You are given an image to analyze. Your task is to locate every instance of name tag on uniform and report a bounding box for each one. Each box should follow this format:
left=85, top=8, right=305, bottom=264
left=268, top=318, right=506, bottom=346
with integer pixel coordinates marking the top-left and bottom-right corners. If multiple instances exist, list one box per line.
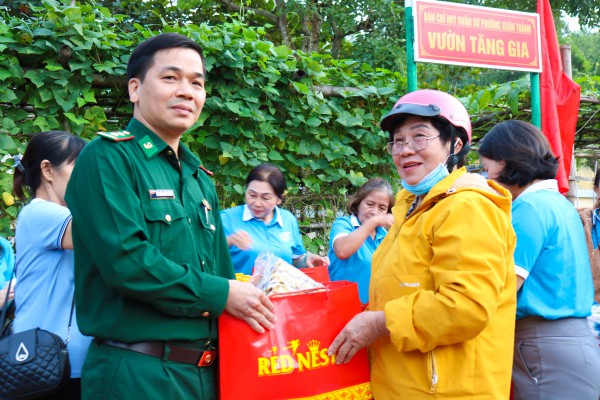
left=149, top=189, right=175, bottom=199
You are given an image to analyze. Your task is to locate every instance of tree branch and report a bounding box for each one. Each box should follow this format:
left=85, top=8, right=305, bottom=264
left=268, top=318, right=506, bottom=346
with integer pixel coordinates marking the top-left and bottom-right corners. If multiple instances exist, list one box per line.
left=218, top=0, right=295, bottom=49
left=217, top=0, right=277, bottom=23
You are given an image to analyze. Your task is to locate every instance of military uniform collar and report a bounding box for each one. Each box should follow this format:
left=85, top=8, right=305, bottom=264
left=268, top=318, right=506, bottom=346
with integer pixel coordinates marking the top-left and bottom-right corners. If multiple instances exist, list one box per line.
left=126, top=118, right=201, bottom=171
left=128, top=118, right=169, bottom=160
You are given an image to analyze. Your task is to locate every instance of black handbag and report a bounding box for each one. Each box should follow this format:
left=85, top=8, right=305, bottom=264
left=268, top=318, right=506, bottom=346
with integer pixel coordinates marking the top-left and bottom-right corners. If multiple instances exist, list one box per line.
left=0, top=271, right=74, bottom=400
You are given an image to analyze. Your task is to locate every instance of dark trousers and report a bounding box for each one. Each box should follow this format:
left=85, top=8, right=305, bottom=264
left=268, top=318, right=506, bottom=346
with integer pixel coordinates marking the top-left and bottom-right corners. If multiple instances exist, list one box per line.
left=43, top=379, right=81, bottom=400
left=82, top=340, right=216, bottom=400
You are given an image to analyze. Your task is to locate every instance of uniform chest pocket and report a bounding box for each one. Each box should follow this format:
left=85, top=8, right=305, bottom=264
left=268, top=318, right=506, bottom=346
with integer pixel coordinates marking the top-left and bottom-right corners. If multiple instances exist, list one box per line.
left=197, top=205, right=217, bottom=233
left=140, top=199, right=192, bottom=262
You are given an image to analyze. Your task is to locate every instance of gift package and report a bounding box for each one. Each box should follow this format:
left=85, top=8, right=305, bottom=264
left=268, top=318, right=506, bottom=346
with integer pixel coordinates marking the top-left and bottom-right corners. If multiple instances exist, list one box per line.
left=220, top=252, right=372, bottom=399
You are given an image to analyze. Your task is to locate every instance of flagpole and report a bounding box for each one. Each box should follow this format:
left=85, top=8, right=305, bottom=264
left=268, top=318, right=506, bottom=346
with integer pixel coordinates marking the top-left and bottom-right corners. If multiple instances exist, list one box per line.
left=530, top=73, right=541, bottom=128
left=406, top=0, right=417, bottom=92
left=561, top=44, right=579, bottom=204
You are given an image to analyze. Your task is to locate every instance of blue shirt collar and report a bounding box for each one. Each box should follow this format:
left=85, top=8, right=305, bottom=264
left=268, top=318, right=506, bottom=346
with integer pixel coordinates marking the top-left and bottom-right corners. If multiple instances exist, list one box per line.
left=243, top=204, right=283, bottom=226
left=350, top=214, right=388, bottom=234
left=519, top=179, right=559, bottom=196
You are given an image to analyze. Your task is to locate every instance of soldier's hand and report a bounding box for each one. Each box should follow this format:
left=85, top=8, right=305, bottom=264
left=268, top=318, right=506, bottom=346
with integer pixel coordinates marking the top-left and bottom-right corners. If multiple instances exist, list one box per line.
left=225, top=280, right=276, bottom=333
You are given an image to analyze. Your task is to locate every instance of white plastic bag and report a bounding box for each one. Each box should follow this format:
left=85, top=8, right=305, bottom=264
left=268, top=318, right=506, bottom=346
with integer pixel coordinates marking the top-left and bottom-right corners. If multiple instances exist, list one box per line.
left=252, top=251, right=323, bottom=296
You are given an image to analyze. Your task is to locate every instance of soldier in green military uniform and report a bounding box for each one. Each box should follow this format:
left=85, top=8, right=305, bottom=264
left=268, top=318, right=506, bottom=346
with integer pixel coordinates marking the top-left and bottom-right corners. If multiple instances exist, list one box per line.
left=65, top=33, right=276, bottom=400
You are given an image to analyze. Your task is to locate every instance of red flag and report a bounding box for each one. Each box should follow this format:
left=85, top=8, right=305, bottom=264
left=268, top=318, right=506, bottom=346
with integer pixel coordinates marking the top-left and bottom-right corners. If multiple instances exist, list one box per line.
left=537, top=0, right=580, bottom=194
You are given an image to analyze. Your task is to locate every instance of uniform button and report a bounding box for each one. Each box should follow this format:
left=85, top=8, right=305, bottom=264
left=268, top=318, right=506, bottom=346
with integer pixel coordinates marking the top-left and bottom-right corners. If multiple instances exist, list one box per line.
left=165, top=214, right=172, bottom=222
left=167, top=150, right=174, bottom=156
left=202, top=311, right=210, bottom=317
left=188, top=218, right=192, bottom=223
left=210, top=224, right=215, bottom=230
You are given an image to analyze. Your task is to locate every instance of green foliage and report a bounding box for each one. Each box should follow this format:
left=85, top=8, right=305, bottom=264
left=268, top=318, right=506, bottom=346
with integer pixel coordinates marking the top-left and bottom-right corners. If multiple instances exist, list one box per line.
left=0, top=1, right=404, bottom=246
left=2, top=0, right=598, bottom=250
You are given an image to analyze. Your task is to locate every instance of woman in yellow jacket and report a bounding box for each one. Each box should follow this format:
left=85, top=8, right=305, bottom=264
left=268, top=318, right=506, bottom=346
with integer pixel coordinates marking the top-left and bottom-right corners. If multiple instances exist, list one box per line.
left=329, top=90, right=516, bottom=399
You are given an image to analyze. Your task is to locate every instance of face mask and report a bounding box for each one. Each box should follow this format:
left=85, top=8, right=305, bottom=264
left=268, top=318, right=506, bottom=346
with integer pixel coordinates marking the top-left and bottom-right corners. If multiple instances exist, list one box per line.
left=402, top=162, right=449, bottom=195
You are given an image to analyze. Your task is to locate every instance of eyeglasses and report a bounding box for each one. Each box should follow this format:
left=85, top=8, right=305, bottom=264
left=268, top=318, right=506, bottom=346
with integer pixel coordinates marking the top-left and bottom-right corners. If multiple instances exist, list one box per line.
left=386, top=135, right=440, bottom=155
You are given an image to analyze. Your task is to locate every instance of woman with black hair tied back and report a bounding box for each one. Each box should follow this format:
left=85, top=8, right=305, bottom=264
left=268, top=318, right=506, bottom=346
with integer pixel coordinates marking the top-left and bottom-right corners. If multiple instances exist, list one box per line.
left=12, top=130, right=91, bottom=400
left=479, top=120, right=600, bottom=400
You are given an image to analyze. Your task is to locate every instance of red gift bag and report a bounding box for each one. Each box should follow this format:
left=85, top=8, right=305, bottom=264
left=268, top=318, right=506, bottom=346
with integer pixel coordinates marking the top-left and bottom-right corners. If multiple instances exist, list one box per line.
left=218, top=281, right=372, bottom=400
left=301, top=266, right=330, bottom=284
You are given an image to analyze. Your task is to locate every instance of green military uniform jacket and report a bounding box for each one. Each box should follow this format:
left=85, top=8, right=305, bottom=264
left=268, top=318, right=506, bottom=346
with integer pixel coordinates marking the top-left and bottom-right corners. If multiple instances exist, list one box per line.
left=65, top=118, right=233, bottom=343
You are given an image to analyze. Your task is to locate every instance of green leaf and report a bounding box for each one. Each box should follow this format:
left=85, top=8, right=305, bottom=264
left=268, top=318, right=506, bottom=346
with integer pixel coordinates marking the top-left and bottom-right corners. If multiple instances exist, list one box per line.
left=336, top=113, right=364, bottom=127
left=32, top=28, right=54, bottom=37
left=507, top=88, right=520, bottom=114
left=225, top=102, right=240, bottom=114
left=256, top=42, right=271, bottom=53
left=44, top=59, right=64, bottom=72
left=292, top=82, right=308, bottom=95
left=39, top=88, right=54, bottom=103
left=24, top=70, right=45, bottom=88
left=272, top=45, right=291, bottom=59
left=69, top=60, right=93, bottom=72
left=268, top=150, right=284, bottom=161
left=306, top=117, right=322, bottom=127
left=32, top=116, right=50, bottom=131
left=64, top=113, right=87, bottom=125
left=243, top=29, right=257, bottom=41
left=477, top=90, right=493, bottom=110
left=0, top=134, right=17, bottom=150
left=233, top=184, right=244, bottom=195
left=83, top=91, right=96, bottom=103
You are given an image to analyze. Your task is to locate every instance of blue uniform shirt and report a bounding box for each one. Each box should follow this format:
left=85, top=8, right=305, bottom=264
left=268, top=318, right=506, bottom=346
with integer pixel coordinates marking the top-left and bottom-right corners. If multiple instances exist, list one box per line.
left=220, top=204, right=306, bottom=274
left=0, top=236, right=14, bottom=287
left=14, top=199, right=92, bottom=378
left=592, top=208, right=600, bottom=249
left=328, top=215, right=387, bottom=304
left=512, top=180, right=594, bottom=320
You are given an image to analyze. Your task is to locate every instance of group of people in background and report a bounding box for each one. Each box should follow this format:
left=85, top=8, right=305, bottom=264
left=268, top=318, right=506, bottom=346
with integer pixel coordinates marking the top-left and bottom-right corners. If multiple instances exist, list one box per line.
left=1, top=31, right=600, bottom=400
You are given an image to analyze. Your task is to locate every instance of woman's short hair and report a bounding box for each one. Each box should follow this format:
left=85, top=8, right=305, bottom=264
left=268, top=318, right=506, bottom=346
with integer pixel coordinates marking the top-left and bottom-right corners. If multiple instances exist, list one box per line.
left=246, top=163, right=287, bottom=200
left=478, top=120, right=558, bottom=187
left=12, top=131, right=86, bottom=201
left=347, top=178, right=395, bottom=215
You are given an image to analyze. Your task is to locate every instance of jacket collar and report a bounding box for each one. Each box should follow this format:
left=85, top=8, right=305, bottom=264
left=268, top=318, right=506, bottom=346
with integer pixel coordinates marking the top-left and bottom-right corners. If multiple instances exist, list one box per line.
left=395, top=167, right=513, bottom=220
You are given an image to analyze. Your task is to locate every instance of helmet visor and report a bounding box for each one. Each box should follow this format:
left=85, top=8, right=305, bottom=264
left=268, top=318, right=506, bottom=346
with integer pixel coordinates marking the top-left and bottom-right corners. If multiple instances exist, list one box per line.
left=380, top=103, right=441, bottom=132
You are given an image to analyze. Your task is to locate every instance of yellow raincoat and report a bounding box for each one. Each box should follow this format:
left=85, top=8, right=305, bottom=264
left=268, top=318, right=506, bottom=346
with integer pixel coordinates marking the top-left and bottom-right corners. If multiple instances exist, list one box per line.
left=369, top=168, right=516, bottom=399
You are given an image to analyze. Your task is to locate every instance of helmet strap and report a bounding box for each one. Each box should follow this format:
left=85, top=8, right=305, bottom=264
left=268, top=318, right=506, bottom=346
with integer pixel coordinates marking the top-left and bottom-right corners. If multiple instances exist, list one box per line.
left=446, top=126, right=472, bottom=172
left=446, top=126, right=459, bottom=172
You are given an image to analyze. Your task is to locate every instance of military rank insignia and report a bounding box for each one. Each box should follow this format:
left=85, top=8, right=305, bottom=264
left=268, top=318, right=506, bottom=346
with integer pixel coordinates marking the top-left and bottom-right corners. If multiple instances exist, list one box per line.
left=97, top=131, right=135, bottom=142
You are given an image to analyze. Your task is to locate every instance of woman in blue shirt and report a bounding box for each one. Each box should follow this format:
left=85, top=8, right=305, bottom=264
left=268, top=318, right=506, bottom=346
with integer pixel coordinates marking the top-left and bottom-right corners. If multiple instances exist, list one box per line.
left=12, top=131, right=91, bottom=400
left=0, top=237, right=15, bottom=310
left=328, top=178, right=394, bottom=304
left=577, top=168, right=600, bottom=303
left=479, top=120, right=600, bottom=400
left=221, top=163, right=329, bottom=275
